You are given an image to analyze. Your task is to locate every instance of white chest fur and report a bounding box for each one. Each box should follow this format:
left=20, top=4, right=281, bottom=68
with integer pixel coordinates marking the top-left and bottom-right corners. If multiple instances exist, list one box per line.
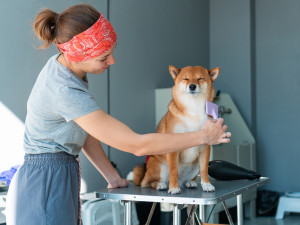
left=172, top=94, right=208, bottom=164
left=180, top=145, right=206, bottom=164
left=173, top=94, right=207, bottom=133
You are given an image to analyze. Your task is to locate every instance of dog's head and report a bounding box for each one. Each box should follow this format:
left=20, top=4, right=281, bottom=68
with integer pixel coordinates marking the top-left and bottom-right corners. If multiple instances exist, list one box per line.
left=169, top=65, right=220, bottom=101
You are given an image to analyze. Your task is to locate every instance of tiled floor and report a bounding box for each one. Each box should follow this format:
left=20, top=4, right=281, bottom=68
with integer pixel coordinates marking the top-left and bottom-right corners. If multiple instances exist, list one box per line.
left=244, top=214, right=300, bottom=225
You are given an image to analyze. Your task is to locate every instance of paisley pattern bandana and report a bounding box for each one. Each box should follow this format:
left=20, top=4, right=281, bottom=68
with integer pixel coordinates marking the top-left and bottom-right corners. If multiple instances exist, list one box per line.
left=56, top=13, right=116, bottom=62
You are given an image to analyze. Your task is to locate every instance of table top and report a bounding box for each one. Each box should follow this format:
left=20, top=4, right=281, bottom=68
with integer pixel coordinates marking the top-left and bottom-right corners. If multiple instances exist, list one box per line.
left=95, top=177, right=269, bottom=205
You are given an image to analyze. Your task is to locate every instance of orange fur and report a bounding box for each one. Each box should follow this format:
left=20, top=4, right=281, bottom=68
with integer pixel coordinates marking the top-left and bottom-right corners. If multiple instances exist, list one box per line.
left=133, top=65, right=220, bottom=194
left=133, top=163, right=146, bottom=186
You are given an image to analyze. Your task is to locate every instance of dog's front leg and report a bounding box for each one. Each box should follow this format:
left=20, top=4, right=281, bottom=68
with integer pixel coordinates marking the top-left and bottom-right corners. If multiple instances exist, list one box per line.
left=167, top=152, right=181, bottom=194
left=199, top=145, right=215, bottom=192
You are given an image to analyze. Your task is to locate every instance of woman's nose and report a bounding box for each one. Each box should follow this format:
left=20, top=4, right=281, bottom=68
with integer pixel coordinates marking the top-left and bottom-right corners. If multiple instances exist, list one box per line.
left=107, top=54, right=116, bottom=65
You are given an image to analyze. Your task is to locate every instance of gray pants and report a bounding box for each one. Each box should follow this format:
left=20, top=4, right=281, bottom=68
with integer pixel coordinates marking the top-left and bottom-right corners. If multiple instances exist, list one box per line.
left=6, top=152, right=80, bottom=225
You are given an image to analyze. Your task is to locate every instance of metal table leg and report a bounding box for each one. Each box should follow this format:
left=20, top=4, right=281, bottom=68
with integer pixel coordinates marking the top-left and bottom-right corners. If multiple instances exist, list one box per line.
left=237, top=194, right=243, bottom=225
left=185, top=205, right=198, bottom=225
left=124, top=201, right=132, bottom=225
left=145, top=202, right=157, bottom=225
left=173, top=204, right=184, bottom=225
left=199, top=204, right=205, bottom=222
left=222, top=201, right=234, bottom=225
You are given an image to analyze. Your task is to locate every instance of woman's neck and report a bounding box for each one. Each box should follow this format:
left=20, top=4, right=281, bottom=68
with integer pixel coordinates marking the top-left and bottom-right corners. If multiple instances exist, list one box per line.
left=57, top=54, right=86, bottom=80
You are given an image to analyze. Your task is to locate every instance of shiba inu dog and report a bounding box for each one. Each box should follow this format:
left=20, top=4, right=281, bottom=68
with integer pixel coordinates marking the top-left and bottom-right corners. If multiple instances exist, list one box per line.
left=133, top=65, right=220, bottom=194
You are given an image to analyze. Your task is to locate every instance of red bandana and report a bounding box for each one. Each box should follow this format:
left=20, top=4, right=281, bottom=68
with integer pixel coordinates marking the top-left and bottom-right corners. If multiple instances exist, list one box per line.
left=56, top=13, right=116, bottom=62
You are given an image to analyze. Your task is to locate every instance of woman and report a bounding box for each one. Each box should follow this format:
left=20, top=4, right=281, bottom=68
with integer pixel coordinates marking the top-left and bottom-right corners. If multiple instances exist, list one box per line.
left=6, top=4, right=231, bottom=225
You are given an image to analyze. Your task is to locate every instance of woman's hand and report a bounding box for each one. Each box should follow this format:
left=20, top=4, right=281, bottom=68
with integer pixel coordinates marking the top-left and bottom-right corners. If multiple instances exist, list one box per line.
left=201, top=118, right=231, bottom=145
left=107, top=177, right=129, bottom=189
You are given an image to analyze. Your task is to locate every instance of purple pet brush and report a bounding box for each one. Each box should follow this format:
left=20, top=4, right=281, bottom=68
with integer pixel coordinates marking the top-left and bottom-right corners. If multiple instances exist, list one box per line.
left=206, top=101, right=218, bottom=119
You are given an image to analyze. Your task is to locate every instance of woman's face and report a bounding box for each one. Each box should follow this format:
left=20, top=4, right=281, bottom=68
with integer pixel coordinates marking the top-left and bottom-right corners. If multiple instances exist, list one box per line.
left=72, top=44, right=116, bottom=75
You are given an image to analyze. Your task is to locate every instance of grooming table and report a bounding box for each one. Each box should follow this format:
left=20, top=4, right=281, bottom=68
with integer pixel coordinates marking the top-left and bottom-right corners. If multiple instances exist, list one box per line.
left=95, top=177, right=269, bottom=225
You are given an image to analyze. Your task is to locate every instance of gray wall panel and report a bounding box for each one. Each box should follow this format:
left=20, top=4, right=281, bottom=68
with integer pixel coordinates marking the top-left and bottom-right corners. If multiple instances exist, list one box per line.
left=108, top=0, right=209, bottom=178
left=0, top=0, right=110, bottom=192
left=256, top=0, right=300, bottom=192
left=0, top=0, right=210, bottom=191
left=209, top=0, right=252, bottom=128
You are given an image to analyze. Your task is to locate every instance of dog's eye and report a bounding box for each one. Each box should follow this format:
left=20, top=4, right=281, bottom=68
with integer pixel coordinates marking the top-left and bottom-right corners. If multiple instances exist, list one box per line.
left=183, top=78, right=189, bottom=81
left=198, top=78, right=204, bottom=81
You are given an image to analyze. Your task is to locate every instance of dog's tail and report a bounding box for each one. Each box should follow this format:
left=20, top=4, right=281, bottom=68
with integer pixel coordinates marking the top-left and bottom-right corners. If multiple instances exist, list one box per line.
left=133, top=163, right=146, bottom=186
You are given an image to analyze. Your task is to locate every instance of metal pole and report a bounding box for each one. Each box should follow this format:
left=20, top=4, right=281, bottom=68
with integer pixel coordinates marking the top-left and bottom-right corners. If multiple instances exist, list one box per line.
left=145, top=202, right=157, bottom=225
left=222, top=201, right=234, bottom=225
left=124, top=201, right=132, bottom=225
left=237, top=194, right=244, bottom=225
left=199, top=204, right=205, bottom=223
left=194, top=213, right=203, bottom=225
left=173, top=204, right=181, bottom=225
left=184, top=205, right=198, bottom=225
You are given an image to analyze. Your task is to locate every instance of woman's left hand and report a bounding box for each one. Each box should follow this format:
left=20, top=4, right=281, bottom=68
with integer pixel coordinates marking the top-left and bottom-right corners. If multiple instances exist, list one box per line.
left=107, top=178, right=128, bottom=188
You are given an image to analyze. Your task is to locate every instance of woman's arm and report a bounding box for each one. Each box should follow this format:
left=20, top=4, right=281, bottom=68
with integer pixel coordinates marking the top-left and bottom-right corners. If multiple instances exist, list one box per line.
left=74, top=109, right=230, bottom=156
left=82, top=134, right=128, bottom=188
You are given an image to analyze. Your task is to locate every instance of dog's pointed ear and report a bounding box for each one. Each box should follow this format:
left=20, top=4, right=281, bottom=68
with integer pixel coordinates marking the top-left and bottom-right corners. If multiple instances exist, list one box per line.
left=208, top=67, right=220, bottom=82
left=169, top=65, right=180, bottom=81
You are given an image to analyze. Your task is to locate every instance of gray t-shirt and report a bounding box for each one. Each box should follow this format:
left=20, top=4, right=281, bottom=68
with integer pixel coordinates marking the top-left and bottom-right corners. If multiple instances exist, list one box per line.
left=24, top=54, right=100, bottom=155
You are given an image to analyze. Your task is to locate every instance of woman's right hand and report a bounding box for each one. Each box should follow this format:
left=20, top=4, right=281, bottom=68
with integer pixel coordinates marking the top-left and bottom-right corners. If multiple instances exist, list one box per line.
left=107, top=177, right=129, bottom=189
left=201, top=118, right=231, bottom=145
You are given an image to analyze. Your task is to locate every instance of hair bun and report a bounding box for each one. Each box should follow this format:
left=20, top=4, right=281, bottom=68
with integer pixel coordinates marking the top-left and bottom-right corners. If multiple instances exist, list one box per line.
left=33, top=4, right=100, bottom=50
left=33, top=9, right=58, bottom=49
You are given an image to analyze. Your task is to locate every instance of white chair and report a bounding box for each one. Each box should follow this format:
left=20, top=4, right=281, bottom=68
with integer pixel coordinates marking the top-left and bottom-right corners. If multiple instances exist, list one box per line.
left=276, top=192, right=300, bottom=219
left=81, top=199, right=139, bottom=225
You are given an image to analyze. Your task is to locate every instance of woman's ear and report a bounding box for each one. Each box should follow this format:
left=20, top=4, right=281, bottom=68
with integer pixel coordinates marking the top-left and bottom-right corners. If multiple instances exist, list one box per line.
left=169, top=65, right=180, bottom=81
left=208, top=67, right=220, bottom=82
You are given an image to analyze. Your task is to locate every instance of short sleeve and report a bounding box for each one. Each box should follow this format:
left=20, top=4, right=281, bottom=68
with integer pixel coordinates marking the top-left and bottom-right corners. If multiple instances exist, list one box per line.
left=56, top=85, right=101, bottom=122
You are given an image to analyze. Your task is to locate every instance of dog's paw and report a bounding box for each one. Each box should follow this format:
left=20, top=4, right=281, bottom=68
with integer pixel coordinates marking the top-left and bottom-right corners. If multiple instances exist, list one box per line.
left=184, top=180, right=197, bottom=189
left=201, top=181, right=215, bottom=192
left=156, top=182, right=167, bottom=191
left=168, top=187, right=181, bottom=194
left=126, top=171, right=134, bottom=181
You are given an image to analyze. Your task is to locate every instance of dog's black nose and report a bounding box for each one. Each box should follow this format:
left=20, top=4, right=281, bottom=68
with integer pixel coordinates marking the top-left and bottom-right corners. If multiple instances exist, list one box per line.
left=189, top=84, right=196, bottom=91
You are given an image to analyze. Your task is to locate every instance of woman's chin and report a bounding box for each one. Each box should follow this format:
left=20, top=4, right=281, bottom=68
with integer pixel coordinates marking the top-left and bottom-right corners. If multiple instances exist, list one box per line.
left=90, top=69, right=106, bottom=74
